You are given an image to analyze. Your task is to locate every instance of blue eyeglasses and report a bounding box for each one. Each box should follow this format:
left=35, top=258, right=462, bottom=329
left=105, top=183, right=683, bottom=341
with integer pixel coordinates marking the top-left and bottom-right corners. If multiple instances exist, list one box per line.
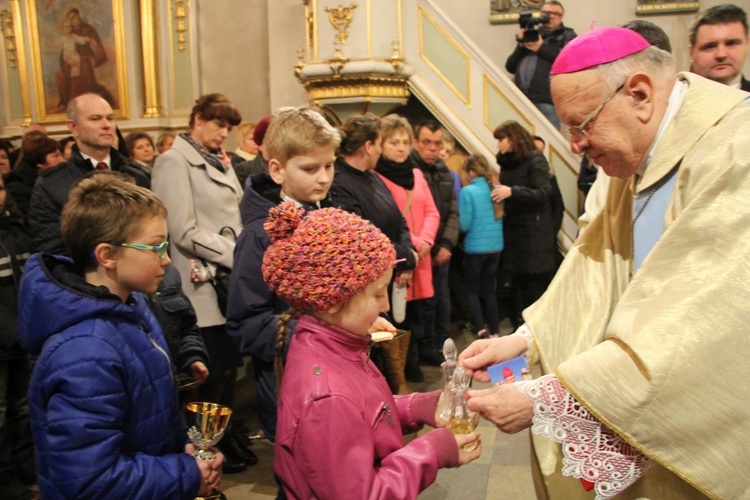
left=112, top=241, right=170, bottom=259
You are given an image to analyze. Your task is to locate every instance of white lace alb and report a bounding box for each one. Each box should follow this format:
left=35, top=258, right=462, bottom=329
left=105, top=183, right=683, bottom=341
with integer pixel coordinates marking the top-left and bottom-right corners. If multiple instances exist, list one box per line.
left=515, top=374, right=652, bottom=499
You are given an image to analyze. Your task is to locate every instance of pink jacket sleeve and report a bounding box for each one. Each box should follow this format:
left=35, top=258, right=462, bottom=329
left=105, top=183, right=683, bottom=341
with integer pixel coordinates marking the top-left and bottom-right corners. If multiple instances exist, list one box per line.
left=292, top=394, right=458, bottom=499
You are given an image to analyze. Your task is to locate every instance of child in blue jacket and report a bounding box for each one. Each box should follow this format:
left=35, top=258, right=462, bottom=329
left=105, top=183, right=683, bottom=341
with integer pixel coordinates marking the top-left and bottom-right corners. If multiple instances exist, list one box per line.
left=19, top=174, right=222, bottom=498
left=459, top=155, right=504, bottom=338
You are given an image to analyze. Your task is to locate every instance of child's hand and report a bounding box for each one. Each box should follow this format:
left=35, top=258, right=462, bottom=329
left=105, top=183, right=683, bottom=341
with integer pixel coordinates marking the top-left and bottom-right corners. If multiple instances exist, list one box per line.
left=190, top=361, right=209, bottom=382
left=186, top=444, right=223, bottom=495
left=453, top=431, right=482, bottom=466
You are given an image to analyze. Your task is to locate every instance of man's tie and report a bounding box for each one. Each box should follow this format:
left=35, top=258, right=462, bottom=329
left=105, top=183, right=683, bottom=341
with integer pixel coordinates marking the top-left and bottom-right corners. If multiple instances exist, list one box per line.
left=96, top=162, right=108, bottom=170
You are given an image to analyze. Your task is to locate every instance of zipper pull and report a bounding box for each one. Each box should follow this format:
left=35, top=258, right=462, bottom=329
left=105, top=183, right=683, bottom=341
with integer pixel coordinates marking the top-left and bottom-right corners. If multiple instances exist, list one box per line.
left=383, top=404, right=393, bottom=427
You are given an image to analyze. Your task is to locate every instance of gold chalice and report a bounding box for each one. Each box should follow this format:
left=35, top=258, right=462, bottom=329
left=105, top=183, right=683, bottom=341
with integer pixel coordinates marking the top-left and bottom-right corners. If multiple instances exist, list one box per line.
left=185, top=402, right=232, bottom=461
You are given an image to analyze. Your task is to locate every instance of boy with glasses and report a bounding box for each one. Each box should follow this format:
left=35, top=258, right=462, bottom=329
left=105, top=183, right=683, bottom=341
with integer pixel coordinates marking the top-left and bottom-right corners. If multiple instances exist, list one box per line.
left=19, top=174, right=222, bottom=498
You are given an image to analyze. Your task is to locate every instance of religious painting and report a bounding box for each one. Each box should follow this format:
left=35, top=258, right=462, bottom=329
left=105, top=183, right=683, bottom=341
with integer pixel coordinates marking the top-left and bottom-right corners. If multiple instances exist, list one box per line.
left=635, top=0, right=699, bottom=15
left=27, top=0, right=128, bottom=122
left=490, top=0, right=545, bottom=25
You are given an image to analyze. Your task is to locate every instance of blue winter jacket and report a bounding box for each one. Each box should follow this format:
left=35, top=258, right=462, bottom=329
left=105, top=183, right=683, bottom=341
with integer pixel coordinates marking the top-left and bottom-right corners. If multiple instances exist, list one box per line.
left=459, top=178, right=504, bottom=254
left=18, top=254, right=200, bottom=499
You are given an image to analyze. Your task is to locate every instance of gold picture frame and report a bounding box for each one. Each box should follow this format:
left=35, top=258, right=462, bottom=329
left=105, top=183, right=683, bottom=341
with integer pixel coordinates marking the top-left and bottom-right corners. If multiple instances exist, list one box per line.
left=635, top=1, right=699, bottom=15
left=27, top=0, right=128, bottom=122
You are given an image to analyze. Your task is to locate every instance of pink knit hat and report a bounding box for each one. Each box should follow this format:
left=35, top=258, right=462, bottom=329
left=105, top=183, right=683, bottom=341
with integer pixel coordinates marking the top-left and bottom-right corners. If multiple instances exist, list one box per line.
left=262, top=202, right=396, bottom=312
left=551, top=27, right=650, bottom=75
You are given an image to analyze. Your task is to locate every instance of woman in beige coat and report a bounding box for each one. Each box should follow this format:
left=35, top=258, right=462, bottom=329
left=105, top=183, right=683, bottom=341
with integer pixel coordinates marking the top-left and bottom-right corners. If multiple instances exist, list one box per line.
left=151, top=94, right=251, bottom=471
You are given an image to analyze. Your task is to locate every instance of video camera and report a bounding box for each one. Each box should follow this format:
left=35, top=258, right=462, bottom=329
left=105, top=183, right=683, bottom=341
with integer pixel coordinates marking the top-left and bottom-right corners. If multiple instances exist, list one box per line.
left=516, top=11, right=550, bottom=43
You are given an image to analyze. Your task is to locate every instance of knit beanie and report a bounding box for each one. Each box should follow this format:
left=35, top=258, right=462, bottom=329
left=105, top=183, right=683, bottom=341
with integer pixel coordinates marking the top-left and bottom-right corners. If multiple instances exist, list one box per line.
left=262, top=201, right=396, bottom=312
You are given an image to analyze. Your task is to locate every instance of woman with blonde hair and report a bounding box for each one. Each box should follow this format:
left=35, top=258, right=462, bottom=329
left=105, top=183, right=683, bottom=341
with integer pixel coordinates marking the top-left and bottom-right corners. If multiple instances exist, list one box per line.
left=375, top=114, right=439, bottom=383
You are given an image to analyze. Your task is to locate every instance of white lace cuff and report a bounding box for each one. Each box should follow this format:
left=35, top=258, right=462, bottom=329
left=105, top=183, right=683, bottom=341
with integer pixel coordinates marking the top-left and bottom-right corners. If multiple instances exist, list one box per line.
left=510, top=324, right=533, bottom=362
left=515, top=374, right=652, bottom=499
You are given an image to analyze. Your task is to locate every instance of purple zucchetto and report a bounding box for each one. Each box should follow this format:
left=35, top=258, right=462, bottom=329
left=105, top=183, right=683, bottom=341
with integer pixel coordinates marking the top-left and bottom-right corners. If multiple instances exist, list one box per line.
left=551, top=26, right=651, bottom=75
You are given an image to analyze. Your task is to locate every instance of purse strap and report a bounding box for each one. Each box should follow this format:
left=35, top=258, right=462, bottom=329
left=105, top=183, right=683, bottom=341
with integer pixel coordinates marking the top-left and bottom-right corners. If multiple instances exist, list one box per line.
left=218, top=225, right=238, bottom=242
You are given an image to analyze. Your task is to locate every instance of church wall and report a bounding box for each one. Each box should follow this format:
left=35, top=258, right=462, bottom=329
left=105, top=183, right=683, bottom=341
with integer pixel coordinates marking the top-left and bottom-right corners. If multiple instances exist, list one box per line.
left=195, top=0, right=272, bottom=130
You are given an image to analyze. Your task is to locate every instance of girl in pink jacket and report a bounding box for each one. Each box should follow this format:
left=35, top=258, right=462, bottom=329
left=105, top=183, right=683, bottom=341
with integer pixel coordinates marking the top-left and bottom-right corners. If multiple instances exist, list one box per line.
left=262, top=202, right=481, bottom=499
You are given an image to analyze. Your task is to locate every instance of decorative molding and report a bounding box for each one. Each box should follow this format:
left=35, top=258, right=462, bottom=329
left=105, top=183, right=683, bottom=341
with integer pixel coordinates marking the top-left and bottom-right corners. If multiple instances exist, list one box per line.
left=5, top=0, right=31, bottom=125
left=418, top=7, right=470, bottom=106
left=324, top=3, right=357, bottom=45
left=300, top=73, right=410, bottom=101
left=174, top=0, right=187, bottom=51
left=635, top=1, right=699, bottom=15
left=0, top=9, right=17, bottom=69
left=482, top=74, right=534, bottom=135
left=140, top=0, right=163, bottom=117
left=312, top=0, right=319, bottom=60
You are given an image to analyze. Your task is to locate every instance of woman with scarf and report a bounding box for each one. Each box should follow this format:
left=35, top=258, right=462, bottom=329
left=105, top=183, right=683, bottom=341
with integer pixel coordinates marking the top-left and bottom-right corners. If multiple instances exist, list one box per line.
left=490, top=120, right=554, bottom=329
left=151, top=94, right=253, bottom=473
left=375, top=114, right=439, bottom=385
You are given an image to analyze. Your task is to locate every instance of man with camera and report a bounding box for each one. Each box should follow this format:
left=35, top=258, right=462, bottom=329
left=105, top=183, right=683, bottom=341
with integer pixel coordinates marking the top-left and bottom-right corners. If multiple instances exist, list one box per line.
left=505, top=1, right=576, bottom=129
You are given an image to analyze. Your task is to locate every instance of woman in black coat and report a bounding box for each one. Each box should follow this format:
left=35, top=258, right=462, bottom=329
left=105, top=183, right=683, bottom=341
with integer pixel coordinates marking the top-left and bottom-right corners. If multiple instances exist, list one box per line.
left=491, top=121, right=556, bottom=329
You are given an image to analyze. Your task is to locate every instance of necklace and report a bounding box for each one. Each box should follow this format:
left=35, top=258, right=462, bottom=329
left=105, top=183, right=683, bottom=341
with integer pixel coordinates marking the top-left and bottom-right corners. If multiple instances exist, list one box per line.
left=632, top=185, right=658, bottom=226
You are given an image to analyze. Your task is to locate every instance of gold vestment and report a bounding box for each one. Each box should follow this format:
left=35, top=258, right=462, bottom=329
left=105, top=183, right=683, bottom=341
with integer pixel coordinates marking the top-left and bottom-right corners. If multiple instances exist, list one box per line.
left=525, top=73, right=750, bottom=499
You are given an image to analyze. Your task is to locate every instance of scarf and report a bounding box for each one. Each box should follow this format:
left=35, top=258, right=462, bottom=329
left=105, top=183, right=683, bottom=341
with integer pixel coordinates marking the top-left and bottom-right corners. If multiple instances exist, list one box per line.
left=375, top=156, right=415, bottom=190
left=496, top=151, right=524, bottom=170
left=180, top=132, right=229, bottom=173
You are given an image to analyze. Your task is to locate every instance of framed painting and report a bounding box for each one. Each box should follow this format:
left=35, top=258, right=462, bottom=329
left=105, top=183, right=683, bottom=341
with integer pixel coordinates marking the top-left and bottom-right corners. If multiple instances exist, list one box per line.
left=490, top=0, right=546, bottom=25
left=27, top=0, right=128, bottom=122
left=636, top=1, right=699, bottom=15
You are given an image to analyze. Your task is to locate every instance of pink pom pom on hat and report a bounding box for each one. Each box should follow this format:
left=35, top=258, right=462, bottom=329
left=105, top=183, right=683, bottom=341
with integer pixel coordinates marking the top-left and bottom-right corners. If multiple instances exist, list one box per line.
left=551, top=26, right=650, bottom=75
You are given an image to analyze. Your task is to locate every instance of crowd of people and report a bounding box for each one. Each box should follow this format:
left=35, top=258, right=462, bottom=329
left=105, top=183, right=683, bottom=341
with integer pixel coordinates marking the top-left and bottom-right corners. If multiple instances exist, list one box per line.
left=0, top=2, right=748, bottom=499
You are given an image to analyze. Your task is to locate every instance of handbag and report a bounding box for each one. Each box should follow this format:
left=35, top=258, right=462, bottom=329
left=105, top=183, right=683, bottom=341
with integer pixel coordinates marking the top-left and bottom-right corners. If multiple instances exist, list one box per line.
left=206, top=226, right=237, bottom=316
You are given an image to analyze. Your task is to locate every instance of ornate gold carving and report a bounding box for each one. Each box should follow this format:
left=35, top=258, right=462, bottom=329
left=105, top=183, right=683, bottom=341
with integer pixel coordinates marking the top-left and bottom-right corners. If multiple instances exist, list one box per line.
left=306, top=11, right=314, bottom=51
left=328, top=47, right=349, bottom=75
left=324, top=3, right=357, bottom=45
left=387, top=40, right=405, bottom=75
left=174, top=0, right=187, bottom=51
left=295, top=47, right=305, bottom=78
left=301, top=73, right=410, bottom=101
left=0, top=9, right=17, bottom=69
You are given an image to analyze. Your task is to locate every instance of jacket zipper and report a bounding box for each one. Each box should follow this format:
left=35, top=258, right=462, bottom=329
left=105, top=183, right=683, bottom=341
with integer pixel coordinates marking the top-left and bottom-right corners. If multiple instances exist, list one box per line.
left=146, top=330, right=174, bottom=385
left=372, top=403, right=394, bottom=429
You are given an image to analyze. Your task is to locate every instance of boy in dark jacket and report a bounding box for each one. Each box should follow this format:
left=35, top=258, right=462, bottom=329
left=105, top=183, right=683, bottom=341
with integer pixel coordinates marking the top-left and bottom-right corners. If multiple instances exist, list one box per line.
left=226, top=107, right=341, bottom=444
left=18, top=175, right=222, bottom=498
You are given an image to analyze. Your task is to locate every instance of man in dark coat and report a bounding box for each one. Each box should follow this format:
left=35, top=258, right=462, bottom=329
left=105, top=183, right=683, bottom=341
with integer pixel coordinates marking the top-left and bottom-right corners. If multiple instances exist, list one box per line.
left=27, top=93, right=148, bottom=255
left=410, top=120, right=459, bottom=366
